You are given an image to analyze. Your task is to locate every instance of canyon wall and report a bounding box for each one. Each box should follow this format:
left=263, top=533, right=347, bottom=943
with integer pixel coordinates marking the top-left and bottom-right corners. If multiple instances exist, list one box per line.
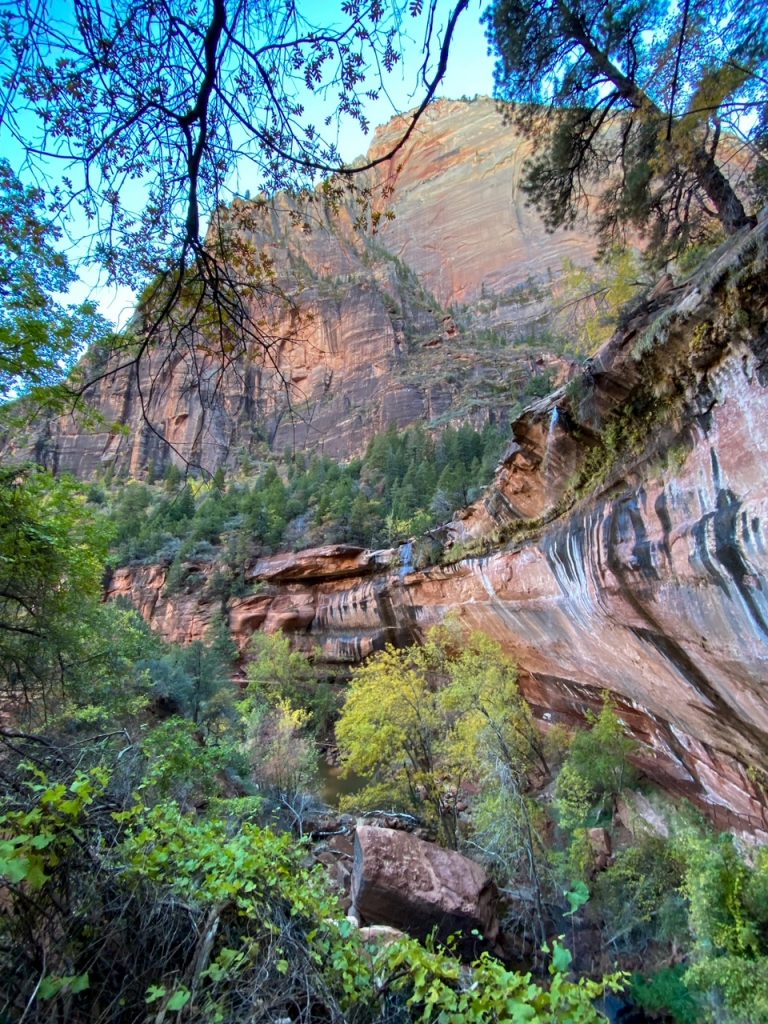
left=21, top=99, right=592, bottom=478
left=108, top=219, right=768, bottom=835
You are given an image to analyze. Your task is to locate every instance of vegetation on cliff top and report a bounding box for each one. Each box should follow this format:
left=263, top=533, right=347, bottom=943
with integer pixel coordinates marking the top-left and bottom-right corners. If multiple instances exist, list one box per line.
left=97, top=419, right=513, bottom=579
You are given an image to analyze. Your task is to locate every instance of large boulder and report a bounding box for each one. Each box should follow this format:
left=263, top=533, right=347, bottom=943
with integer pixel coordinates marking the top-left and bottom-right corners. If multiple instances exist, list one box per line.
left=351, top=826, right=499, bottom=945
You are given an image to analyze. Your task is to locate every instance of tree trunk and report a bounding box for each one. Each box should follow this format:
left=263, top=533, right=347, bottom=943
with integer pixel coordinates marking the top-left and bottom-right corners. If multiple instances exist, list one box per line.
left=692, top=148, right=756, bottom=235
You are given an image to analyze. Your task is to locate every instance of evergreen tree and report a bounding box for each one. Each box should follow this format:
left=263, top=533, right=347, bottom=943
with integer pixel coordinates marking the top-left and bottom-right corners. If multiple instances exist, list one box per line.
left=486, top=0, right=767, bottom=255
left=163, top=463, right=184, bottom=491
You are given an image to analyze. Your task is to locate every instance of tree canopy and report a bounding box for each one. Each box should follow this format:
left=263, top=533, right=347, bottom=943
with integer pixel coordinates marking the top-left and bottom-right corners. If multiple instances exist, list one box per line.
left=0, top=162, right=109, bottom=405
left=336, top=624, right=542, bottom=847
left=485, top=0, right=768, bottom=256
left=0, top=1, right=469, bottom=391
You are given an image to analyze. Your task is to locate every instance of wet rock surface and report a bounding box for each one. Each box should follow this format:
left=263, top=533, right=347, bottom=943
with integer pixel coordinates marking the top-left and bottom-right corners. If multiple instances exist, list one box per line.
left=107, top=221, right=768, bottom=835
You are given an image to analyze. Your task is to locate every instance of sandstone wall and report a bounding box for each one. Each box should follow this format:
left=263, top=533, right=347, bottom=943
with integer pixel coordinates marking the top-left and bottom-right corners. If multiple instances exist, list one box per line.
left=108, top=220, right=768, bottom=834
left=18, top=98, right=595, bottom=477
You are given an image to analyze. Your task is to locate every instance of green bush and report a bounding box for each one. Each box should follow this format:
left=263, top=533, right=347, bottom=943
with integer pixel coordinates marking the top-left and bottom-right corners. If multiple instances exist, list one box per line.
left=676, top=828, right=768, bottom=1022
left=554, top=699, right=637, bottom=831
left=630, top=965, right=700, bottom=1024
left=592, top=835, right=688, bottom=951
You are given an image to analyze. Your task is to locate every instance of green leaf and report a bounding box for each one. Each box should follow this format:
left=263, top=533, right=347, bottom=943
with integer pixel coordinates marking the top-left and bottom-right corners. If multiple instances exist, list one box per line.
left=24, top=856, right=49, bottom=890
left=167, top=988, right=191, bottom=1011
left=551, top=941, right=573, bottom=974
left=38, top=976, right=63, bottom=1000
left=0, top=852, right=30, bottom=883
left=29, top=832, right=56, bottom=849
left=145, top=984, right=167, bottom=1004
left=564, top=880, right=590, bottom=916
left=59, top=799, right=82, bottom=816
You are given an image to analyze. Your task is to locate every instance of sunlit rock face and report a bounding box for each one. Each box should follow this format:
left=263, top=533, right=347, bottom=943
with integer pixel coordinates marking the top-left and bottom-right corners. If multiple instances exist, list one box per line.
left=368, top=98, right=596, bottom=307
left=109, top=221, right=768, bottom=834
left=17, top=98, right=592, bottom=477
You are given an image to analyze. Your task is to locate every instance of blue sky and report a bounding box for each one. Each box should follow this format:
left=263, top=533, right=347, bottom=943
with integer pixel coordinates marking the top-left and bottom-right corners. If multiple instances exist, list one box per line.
left=311, top=0, right=496, bottom=164
left=103, top=0, right=495, bottom=325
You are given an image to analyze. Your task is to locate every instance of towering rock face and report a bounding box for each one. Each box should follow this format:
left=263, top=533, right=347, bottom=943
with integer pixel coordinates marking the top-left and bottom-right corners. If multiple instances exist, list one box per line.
left=368, top=99, right=593, bottom=307
left=23, top=98, right=593, bottom=478
left=109, top=220, right=768, bottom=835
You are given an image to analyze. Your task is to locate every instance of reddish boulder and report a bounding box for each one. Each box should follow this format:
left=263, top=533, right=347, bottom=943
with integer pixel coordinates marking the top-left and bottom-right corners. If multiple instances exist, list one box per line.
left=587, top=827, right=612, bottom=871
left=351, top=826, right=499, bottom=945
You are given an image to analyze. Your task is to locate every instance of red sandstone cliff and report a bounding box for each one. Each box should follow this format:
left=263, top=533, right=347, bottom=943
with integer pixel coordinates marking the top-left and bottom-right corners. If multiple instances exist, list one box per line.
left=22, top=98, right=592, bottom=478
left=107, top=217, right=768, bottom=835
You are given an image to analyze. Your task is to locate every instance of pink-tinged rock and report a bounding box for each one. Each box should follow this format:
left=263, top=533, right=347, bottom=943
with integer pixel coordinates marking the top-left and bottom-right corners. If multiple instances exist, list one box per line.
left=587, top=828, right=612, bottom=870
left=247, top=545, right=383, bottom=583
left=8, top=99, right=594, bottom=475
left=615, top=792, right=670, bottom=839
left=103, top=220, right=768, bottom=836
left=351, top=826, right=499, bottom=944
left=369, top=98, right=597, bottom=308
left=228, top=594, right=272, bottom=645
left=357, top=924, right=406, bottom=948
left=262, top=592, right=315, bottom=633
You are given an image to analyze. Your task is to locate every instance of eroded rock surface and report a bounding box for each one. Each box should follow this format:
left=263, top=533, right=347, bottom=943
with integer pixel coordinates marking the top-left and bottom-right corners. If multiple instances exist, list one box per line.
left=109, top=220, right=768, bottom=835
left=351, top=826, right=499, bottom=945
left=13, top=98, right=591, bottom=476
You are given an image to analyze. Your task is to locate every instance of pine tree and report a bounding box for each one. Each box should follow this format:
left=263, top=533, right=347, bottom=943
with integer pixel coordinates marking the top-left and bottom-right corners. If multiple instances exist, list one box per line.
left=486, top=0, right=766, bottom=255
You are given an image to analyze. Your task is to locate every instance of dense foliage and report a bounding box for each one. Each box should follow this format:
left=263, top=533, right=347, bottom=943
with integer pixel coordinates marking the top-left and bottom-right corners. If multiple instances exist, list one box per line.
left=4, top=466, right=768, bottom=1023
left=336, top=626, right=543, bottom=848
left=0, top=471, right=626, bottom=1021
left=101, top=420, right=507, bottom=576
left=486, top=0, right=767, bottom=256
left=0, top=466, right=115, bottom=716
left=0, top=754, right=625, bottom=1022
left=2, top=14, right=768, bottom=1016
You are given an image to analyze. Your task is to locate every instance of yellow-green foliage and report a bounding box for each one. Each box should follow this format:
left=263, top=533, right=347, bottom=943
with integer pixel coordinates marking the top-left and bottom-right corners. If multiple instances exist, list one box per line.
left=379, top=936, right=625, bottom=1023
left=336, top=625, right=539, bottom=846
left=553, top=762, right=596, bottom=833
left=244, top=630, right=318, bottom=711
left=0, top=758, right=624, bottom=1023
left=437, top=626, right=541, bottom=780
left=243, top=696, right=318, bottom=807
left=559, top=248, right=644, bottom=355
left=593, top=835, right=688, bottom=949
left=675, top=830, right=768, bottom=1022
left=554, top=698, right=637, bottom=830
left=243, top=630, right=336, bottom=734
left=0, top=763, right=109, bottom=892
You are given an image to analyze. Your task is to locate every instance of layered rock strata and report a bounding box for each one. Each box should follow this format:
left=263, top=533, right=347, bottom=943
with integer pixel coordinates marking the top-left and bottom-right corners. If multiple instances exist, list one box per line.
left=109, top=219, right=768, bottom=835
left=17, top=98, right=594, bottom=476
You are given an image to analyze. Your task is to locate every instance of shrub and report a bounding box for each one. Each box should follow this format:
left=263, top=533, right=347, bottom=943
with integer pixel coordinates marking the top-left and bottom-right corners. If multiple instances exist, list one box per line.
left=554, top=698, right=637, bottom=830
